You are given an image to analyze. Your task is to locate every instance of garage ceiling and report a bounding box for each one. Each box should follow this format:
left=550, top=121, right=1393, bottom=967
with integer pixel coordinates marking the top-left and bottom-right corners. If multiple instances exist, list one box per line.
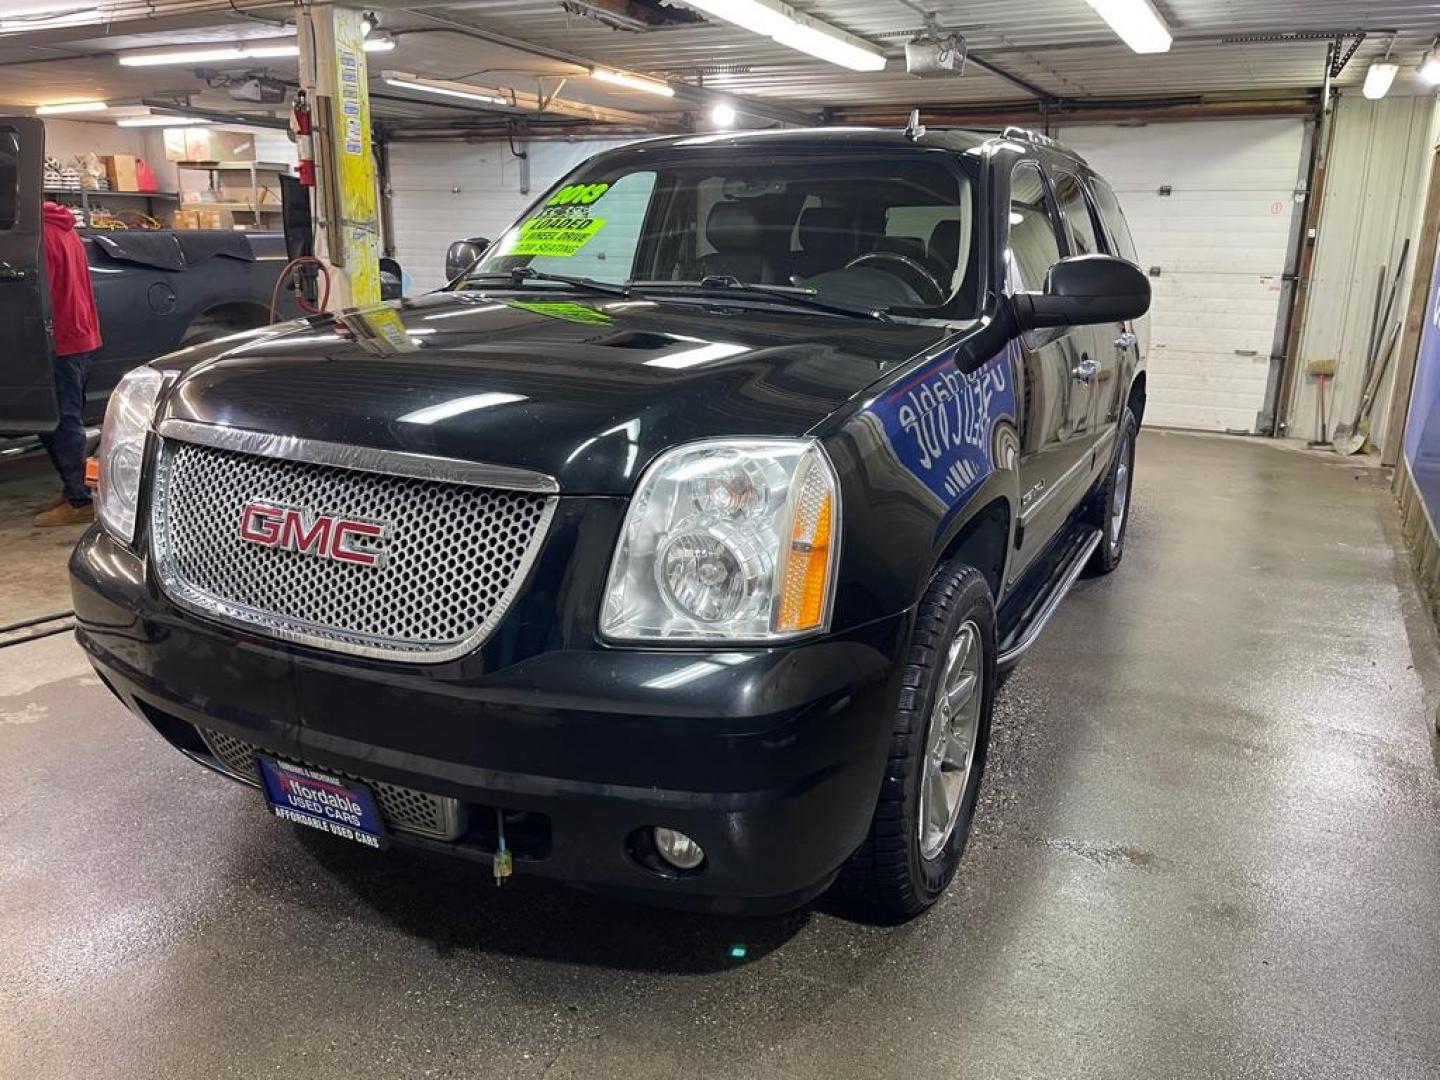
left=1, top=1, right=1438, bottom=128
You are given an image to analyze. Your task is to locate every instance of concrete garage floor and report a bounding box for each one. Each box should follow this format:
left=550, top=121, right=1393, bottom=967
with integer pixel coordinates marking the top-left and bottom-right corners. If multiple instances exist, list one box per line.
left=2, top=430, right=1439, bottom=1080
left=0, top=452, right=92, bottom=625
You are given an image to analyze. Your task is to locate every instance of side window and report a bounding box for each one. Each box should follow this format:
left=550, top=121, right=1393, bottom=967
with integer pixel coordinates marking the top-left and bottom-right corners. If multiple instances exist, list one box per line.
left=1053, top=171, right=1101, bottom=257
left=1088, top=177, right=1140, bottom=266
left=1008, top=162, right=1064, bottom=292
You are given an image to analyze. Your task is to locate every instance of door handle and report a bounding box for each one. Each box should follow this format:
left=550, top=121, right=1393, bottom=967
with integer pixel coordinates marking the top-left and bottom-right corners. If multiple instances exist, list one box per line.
left=1072, top=355, right=1099, bottom=383
left=1114, top=331, right=1137, bottom=350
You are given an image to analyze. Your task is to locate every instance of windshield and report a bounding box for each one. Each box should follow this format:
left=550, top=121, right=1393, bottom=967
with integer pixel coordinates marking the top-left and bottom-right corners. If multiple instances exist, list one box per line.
left=462, top=148, right=980, bottom=320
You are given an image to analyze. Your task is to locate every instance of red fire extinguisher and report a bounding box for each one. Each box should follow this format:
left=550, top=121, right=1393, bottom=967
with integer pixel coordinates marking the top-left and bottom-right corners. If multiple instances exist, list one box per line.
left=294, top=91, right=315, bottom=187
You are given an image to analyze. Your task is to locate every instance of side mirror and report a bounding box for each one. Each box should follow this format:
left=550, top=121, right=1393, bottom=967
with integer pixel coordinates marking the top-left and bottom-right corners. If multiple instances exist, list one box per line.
left=378, top=256, right=403, bottom=301
left=1012, top=254, right=1150, bottom=331
left=445, top=237, right=490, bottom=282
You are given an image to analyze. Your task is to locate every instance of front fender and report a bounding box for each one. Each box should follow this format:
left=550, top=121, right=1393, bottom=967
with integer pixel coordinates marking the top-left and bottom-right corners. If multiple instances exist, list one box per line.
left=824, top=339, right=1021, bottom=628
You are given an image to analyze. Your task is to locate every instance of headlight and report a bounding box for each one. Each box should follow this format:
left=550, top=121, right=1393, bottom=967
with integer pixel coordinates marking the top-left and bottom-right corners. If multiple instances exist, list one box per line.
left=601, top=439, right=840, bottom=642
left=97, top=366, right=165, bottom=544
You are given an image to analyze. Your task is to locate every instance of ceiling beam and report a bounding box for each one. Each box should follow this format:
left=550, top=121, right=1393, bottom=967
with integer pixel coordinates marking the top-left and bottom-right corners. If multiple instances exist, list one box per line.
left=141, top=99, right=290, bottom=128
left=398, top=9, right=819, bottom=127
left=829, top=91, right=1322, bottom=130
left=965, top=54, right=1059, bottom=102
left=379, top=70, right=665, bottom=127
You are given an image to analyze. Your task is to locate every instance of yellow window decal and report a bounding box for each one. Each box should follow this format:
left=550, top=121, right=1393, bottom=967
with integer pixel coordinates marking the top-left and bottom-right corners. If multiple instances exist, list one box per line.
left=512, top=214, right=608, bottom=258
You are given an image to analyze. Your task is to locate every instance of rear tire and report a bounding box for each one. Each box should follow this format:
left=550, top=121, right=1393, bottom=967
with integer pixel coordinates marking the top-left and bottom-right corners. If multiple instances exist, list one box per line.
left=1085, top=407, right=1137, bottom=575
left=835, top=562, right=996, bottom=919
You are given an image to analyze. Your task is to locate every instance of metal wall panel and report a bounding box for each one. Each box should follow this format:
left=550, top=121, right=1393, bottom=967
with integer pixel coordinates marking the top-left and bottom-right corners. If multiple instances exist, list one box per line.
left=1060, top=118, right=1307, bottom=432
left=1291, top=94, right=1440, bottom=451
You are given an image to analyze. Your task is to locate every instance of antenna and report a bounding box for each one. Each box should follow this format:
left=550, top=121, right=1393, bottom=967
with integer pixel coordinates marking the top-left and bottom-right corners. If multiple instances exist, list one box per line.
left=904, top=108, right=926, bottom=141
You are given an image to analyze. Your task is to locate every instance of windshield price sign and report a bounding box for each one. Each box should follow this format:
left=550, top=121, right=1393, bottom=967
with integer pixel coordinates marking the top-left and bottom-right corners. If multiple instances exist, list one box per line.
left=512, top=182, right=611, bottom=258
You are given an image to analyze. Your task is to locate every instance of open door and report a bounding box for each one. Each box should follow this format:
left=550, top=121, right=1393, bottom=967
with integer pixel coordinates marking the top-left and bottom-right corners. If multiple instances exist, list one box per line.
left=0, top=116, right=57, bottom=434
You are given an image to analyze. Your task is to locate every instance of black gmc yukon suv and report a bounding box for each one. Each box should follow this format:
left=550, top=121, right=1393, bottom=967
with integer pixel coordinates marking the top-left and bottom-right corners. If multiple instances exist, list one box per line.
left=69, top=127, right=1149, bottom=918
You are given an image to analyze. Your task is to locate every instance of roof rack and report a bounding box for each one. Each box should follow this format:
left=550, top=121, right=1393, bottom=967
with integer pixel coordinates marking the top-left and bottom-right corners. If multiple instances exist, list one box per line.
left=1001, top=125, right=1086, bottom=163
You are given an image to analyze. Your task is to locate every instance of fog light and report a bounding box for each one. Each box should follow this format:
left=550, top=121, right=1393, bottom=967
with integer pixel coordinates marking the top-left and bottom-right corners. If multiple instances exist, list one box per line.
left=653, top=827, right=705, bottom=870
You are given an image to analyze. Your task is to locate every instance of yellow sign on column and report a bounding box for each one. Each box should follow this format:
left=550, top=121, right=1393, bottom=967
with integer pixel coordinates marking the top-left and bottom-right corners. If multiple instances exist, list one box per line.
left=300, top=4, right=382, bottom=310
left=330, top=7, right=380, bottom=307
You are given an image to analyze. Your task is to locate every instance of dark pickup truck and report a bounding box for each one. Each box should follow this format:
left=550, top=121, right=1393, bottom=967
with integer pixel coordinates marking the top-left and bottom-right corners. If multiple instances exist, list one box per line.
left=66, top=126, right=1149, bottom=918
left=1, top=116, right=295, bottom=437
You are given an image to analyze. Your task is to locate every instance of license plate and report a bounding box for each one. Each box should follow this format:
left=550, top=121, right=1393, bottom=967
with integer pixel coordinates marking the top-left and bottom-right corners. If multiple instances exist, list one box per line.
left=256, top=756, right=387, bottom=850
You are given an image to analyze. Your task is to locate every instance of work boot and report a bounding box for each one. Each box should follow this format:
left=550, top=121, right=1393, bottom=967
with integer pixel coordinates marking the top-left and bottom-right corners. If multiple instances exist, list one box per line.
left=34, top=501, right=95, bottom=528
left=34, top=493, right=67, bottom=513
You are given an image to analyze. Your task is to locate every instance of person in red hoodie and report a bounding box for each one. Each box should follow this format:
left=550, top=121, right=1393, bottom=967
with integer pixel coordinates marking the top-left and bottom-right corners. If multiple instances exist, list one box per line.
left=35, top=200, right=103, bottom=527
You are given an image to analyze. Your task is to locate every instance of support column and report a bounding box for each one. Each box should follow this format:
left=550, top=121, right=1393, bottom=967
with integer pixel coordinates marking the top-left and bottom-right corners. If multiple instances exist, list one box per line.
left=296, top=3, right=381, bottom=311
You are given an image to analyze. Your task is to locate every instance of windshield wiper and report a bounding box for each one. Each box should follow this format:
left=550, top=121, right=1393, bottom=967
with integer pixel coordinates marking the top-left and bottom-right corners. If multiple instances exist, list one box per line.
left=627, top=277, right=892, bottom=322
left=460, top=266, right=632, bottom=297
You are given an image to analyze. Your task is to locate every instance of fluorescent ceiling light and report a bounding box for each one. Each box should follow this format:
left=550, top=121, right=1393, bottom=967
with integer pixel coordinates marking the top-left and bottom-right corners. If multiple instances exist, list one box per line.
left=1420, top=49, right=1440, bottom=86
left=683, top=0, right=885, bottom=72
left=119, top=47, right=248, bottom=66
left=685, top=0, right=793, bottom=38
left=115, top=115, right=213, bottom=127
left=35, top=100, right=108, bottom=115
left=775, top=21, right=886, bottom=71
left=1083, top=0, right=1172, bottom=54
left=398, top=393, right=528, bottom=424
left=383, top=75, right=510, bottom=107
left=590, top=68, right=676, bottom=97
left=117, top=34, right=392, bottom=66
left=1363, top=61, right=1399, bottom=99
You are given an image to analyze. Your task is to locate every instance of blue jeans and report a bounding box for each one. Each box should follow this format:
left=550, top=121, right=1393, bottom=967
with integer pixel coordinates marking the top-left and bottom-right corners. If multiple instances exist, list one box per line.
left=37, top=350, right=94, bottom=507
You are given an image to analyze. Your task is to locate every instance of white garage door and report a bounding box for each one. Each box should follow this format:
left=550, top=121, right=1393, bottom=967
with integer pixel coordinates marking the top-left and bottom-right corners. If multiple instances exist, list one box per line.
left=1059, top=119, right=1306, bottom=433
left=388, top=138, right=642, bottom=294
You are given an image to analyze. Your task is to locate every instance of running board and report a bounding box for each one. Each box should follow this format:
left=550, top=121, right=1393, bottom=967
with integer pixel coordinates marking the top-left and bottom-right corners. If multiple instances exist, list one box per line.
left=996, top=525, right=1102, bottom=670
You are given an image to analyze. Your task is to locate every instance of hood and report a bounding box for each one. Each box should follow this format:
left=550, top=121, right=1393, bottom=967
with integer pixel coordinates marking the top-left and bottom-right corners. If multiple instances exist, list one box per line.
left=155, top=291, right=955, bottom=495
left=42, top=201, right=77, bottom=231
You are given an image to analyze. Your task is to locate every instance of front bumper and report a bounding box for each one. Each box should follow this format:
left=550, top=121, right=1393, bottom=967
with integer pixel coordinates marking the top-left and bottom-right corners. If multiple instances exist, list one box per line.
left=71, top=527, right=911, bottom=913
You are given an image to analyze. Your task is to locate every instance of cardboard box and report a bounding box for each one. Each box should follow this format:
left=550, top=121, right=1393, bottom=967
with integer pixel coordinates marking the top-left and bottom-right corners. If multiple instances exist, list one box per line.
left=102, top=154, right=141, bottom=192
left=164, top=128, right=257, bottom=162
left=172, top=207, right=235, bottom=230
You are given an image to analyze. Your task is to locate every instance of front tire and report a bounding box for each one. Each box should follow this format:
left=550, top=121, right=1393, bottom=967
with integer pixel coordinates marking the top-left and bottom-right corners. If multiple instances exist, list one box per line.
left=836, top=563, right=996, bottom=919
left=1086, top=407, right=1138, bottom=575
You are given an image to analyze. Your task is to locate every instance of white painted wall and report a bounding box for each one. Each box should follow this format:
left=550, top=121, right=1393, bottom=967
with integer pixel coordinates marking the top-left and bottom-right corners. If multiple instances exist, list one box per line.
left=1059, top=118, right=1307, bottom=433
left=387, top=137, right=645, bottom=293
left=1290, top=93, right=1440, bottom=453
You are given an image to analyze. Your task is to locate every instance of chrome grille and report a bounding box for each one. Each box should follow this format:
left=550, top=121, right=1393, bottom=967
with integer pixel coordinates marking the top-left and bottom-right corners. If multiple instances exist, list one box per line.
left=198, top=728, right=466, bottom=841
left=151, top=431, right=556, bottom=662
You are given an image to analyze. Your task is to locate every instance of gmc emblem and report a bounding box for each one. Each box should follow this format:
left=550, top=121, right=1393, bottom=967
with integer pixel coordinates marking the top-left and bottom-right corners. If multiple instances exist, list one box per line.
left=238, top=501, right=388, bottom=567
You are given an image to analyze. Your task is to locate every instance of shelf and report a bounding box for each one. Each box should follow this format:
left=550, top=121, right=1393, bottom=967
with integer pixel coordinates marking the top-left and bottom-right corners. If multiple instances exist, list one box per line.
left=185, top=202, right=282, bottom=212
left=45, top=188, right=179, bottom=200
left=174, top=161, right=293, bottom=172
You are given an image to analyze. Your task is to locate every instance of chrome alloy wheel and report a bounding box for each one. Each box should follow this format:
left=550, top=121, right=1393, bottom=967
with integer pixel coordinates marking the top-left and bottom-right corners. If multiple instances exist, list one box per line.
left=1110, top=433, right=1132, bottom=548
left=917, top=619, right=984, bottom=860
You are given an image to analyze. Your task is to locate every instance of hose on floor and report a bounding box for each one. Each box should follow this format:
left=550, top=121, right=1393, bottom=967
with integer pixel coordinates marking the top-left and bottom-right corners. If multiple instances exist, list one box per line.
left=0, top=610, right=76, bottom=650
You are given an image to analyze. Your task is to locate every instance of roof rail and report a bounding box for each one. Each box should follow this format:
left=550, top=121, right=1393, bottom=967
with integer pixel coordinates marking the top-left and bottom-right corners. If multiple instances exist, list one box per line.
left=1001, top=125, right=1086, bottom=163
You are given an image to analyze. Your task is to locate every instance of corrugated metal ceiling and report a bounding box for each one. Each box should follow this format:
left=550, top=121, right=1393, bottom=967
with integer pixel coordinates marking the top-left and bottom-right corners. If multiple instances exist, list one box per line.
left=1, top=1, right=1438, bottom=118
left=427, top=1, right=1440, bottom=105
